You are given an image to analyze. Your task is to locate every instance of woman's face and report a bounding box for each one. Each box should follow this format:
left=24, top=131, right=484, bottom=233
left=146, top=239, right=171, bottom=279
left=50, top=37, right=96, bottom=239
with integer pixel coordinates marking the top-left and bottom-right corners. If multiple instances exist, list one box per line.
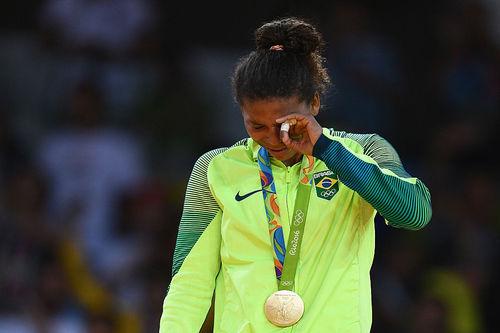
left=241, top=95, right=319, bottom=165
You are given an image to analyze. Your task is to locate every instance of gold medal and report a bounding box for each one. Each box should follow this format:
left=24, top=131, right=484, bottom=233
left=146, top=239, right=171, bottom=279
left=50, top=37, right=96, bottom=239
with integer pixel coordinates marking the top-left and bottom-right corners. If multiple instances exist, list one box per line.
left=264, top=290, right=304, bottom=327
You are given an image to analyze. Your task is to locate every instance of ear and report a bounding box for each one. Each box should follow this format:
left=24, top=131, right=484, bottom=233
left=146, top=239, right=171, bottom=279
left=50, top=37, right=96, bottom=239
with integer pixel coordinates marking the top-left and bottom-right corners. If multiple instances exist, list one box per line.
left=310, top=93, right=320, bottom=116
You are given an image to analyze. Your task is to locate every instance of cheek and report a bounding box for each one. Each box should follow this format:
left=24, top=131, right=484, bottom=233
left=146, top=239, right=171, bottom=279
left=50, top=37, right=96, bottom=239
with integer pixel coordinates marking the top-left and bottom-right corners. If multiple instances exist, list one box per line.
left=246, top=127, right=266, bottom=141
left=247, top=128, right=280, bottom=144
left=250, top=133, right=266, bottom=146
left=245, top=127, right=257, bottom=139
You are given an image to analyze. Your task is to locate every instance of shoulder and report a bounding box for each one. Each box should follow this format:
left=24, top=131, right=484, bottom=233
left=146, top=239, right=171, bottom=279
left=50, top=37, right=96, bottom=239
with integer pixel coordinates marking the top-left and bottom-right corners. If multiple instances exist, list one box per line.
left=330, top=129, right=395, bottom=154
left=329, top=129, right=410, bottom=177
left=192, top=139, right=249, bottom=175
left=330, top=129, right=381, bottom=149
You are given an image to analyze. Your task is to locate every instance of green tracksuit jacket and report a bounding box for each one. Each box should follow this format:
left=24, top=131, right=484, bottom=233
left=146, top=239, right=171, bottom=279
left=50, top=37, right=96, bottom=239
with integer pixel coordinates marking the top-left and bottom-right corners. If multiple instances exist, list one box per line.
left=159, top=128, right=432, bottom=332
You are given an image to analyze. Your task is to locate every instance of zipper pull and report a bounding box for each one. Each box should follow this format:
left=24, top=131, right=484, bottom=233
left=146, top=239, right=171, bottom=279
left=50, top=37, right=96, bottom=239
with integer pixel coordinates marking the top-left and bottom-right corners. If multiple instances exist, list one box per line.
left=285, top=166, right=292, bottom=183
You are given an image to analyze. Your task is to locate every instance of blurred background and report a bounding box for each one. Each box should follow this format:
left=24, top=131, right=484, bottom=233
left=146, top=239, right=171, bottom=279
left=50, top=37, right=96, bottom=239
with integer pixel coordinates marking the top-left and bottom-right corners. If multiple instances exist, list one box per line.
left=0, top=1, right=498, bottom=332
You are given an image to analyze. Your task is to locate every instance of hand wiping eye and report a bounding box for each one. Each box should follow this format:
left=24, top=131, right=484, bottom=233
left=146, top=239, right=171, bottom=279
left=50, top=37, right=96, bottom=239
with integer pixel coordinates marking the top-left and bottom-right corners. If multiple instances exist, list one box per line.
left=280, top=118, right=303, bottom=142
left=280, top=119, right=297, bottom=134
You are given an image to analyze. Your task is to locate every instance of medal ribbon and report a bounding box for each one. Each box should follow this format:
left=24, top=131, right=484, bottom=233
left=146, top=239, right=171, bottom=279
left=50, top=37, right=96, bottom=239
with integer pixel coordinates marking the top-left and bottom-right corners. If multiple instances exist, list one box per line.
left=257, top=147, right=314, bottom=290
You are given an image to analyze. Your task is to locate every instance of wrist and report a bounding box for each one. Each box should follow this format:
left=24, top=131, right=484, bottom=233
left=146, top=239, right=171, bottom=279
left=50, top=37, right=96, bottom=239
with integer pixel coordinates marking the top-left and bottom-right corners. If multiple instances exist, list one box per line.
left=310, top=126, right=323, bottom=146
left=312, top=133, right=333, bottom=158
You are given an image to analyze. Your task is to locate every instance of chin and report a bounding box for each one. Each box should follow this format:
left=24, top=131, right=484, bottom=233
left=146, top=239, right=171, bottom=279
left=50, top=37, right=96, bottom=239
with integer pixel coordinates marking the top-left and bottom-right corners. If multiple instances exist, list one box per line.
left=268, top=149, right=291, bottom=159
left=272, top=150, right=301, bottom=165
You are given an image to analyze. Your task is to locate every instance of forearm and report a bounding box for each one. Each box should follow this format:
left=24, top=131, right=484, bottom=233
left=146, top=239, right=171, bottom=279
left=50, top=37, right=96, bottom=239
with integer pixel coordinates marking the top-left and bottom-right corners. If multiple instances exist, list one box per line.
left=313, top=134, right=432, bottom=230
left=160, top=149, right=225, bottom=332
left=160, top=212, right=222, bottom=332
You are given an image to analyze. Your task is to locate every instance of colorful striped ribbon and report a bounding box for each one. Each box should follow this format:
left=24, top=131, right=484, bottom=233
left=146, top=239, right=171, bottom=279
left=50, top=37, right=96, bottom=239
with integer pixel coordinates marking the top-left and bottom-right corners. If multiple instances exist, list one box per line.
left=257, top=147, right=314, bottom=280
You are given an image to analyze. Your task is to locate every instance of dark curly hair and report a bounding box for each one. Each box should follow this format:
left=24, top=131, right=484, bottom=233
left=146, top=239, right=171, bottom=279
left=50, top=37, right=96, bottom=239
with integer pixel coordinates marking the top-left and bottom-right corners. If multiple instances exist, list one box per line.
left=232, top=17, right=331, bottom=105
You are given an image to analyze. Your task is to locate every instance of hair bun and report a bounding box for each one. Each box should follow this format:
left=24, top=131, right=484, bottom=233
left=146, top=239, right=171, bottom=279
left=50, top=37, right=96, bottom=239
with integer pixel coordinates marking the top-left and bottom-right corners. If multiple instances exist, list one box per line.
left=255, top=17, right=323, bottom=55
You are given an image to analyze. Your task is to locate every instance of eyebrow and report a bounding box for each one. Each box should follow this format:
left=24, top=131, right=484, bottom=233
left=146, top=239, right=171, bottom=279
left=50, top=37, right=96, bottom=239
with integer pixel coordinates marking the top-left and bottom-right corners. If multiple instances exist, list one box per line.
left=247, top=119, right=263, bottom=125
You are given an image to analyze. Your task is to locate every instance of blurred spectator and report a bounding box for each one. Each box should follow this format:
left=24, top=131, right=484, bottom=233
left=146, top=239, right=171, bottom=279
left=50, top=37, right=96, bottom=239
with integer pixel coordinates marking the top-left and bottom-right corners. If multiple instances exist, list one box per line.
left=37, top=81, right=146, bottom=283
left=433, top=1, right=499, bottom=123
left=415, top=268, right=483, bottom=333
left=324, top=2, right=404, bottom=137
left=117, top=180, right=180, bottom=332
left=182, top=47, right=248, bottom=145
left=478, top=0, right=500, bottom=46
left=39, top=0, right=156, bottom=57
left=35, top=0, right=162, bottom=123
left=0, top=112, right=27, bottom=191
left=0, top=168, right=86, bottom=332
left=410, top=296, right=449, bottom=333
left=372, top=234, right=427, bottom=332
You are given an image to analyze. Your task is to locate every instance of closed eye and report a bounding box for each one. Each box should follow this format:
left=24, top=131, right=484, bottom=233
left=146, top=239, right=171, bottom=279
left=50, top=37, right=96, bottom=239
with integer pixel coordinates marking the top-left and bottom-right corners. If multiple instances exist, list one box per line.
left=252, top=125, right=265, bottom=130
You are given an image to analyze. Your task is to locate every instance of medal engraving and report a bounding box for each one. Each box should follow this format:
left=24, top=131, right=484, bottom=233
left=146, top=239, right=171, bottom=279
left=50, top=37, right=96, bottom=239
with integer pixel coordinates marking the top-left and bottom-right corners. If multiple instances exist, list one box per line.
left=264, top=290, right=304, bottom=327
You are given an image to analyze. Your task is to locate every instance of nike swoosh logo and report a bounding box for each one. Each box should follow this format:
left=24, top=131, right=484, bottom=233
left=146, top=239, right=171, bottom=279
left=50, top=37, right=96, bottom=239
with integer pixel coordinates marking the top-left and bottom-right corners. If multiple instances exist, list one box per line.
left=235, top=189, right=274, bottom=201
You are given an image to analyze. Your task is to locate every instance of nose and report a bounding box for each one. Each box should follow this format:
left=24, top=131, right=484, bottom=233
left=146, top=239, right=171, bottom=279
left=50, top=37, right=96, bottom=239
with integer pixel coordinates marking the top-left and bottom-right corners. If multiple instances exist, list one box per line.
left=266, top=125, right=282, bottom=146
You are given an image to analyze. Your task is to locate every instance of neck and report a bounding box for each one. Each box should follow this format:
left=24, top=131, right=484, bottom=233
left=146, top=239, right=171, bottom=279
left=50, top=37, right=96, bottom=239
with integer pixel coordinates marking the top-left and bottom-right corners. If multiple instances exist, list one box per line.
left=283, top=153, right=303, bottom=166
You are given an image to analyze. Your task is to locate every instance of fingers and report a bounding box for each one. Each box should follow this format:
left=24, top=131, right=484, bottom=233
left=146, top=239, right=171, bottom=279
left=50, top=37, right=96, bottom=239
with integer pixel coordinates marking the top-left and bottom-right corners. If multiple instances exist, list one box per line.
left=280, top=131, right=299, bottom=150
left=280, top=125, right=290, bottom=143
left=280, top=118, right=303, bottom=143
left=277, top=113, right=322, bottom=147
left=276, top=114, right=307, bottom=124
left=276, top=114, right=311, bottom=137
left=280, top=121, right=291, bottom=133
left=279, top=114, right=307, bottom=139
left=280, top=128, right=304, bottom=157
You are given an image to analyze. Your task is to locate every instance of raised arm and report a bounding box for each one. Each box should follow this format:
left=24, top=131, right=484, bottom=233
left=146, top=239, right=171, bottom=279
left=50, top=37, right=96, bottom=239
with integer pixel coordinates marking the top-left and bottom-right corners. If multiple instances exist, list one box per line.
left=313, top=131, right=432, bottom=230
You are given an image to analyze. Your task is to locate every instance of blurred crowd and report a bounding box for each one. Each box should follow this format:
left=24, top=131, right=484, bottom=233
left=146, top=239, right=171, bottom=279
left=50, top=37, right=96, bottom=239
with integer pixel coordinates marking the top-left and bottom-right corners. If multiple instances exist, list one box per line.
left=0, top=1, right=499, bottom=332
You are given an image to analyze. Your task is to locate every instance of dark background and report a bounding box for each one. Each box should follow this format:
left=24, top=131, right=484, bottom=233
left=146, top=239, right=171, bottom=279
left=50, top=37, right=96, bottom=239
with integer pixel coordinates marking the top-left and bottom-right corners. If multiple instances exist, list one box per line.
left=0, top=1, right=499, bottom=332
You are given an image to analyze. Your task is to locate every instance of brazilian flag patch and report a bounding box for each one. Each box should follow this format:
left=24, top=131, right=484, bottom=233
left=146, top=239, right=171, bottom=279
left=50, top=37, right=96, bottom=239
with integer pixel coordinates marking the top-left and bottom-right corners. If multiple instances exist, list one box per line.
left=313, top=170, right=339, bottom=200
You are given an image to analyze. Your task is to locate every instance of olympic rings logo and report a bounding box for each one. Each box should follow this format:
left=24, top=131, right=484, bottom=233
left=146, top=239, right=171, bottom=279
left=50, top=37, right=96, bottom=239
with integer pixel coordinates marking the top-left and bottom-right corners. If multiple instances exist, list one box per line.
left=320, top=189, right=336, bottom=198
left=293, top=210, right=304, bottom=226
left=281, top=280, right=293, bottom=286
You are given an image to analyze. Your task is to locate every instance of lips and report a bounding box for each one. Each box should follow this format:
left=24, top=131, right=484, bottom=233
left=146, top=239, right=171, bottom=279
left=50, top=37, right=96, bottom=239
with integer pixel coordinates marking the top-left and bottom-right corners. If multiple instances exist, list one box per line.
left=267, top=147, right=287, bottom=152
